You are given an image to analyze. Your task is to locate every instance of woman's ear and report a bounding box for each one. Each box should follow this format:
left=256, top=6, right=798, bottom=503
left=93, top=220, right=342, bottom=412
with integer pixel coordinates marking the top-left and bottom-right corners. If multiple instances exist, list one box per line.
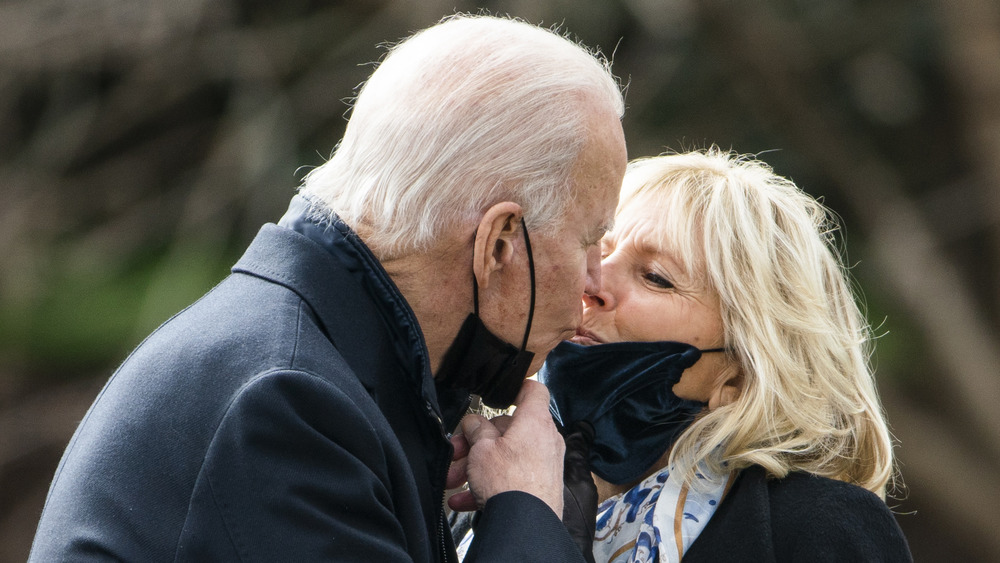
left=472, top=202, right=523, bottom=290
left=709, top=369, right=744, bottom=410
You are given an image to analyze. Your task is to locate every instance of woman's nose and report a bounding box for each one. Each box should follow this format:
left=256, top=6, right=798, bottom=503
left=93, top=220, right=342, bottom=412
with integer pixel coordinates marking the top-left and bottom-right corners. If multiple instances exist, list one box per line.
left=582, top=291, right=606, bottom=308
left=583, top=262, right=617, bottom=310
left=583, top=243, right=602, bottom=297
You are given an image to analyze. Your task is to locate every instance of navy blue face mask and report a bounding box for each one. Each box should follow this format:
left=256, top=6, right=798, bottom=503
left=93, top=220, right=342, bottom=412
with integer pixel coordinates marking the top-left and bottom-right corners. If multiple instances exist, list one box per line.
left=538, top=340, right=724, bottom=485
left=435, top=219, right=536, bottom=409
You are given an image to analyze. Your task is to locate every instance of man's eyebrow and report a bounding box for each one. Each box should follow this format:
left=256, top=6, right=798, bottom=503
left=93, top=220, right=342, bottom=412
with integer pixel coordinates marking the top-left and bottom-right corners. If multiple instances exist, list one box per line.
left=602, top=220, right=616, bottom=239
left=585, top=223, right=611, bottom=244
left=597, top=219, right=614, bottom=237
left=581, top=214, right=614, bottom=245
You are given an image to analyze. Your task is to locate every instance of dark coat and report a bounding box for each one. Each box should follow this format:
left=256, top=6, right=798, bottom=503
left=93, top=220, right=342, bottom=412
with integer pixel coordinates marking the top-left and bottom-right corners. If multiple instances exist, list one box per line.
left=30, top=201, right=583, bottom=562
left=684, top=465, right=913, bottom=562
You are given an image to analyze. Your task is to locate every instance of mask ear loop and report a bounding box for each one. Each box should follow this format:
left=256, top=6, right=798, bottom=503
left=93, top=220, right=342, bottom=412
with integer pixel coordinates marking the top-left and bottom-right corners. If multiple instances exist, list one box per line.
left=472, top=266, right=480, bottom=317
left=519, top=217, right=536, bottom=353
left=469, top=217, right=535, bottom=354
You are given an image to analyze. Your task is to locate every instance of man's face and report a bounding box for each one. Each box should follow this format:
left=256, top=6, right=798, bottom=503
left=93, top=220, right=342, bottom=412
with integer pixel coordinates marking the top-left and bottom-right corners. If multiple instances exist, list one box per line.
left=515, top=107, right=627, bottom=372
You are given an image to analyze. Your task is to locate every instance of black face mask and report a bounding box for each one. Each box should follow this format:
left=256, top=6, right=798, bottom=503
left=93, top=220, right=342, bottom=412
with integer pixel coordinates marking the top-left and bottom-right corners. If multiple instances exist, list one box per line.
left=539, top=340, right=724, bottom=485
left=435, top=219, right=536, bottom=409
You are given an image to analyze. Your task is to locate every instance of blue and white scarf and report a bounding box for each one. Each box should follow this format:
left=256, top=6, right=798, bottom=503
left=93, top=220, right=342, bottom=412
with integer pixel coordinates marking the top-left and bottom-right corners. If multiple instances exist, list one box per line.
left=592, top=463, right=732, bottom=563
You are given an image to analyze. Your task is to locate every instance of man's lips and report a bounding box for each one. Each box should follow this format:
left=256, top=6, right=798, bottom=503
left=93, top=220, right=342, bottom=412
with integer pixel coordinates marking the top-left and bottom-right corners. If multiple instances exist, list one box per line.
left=571, top=329, right=604, bottom=346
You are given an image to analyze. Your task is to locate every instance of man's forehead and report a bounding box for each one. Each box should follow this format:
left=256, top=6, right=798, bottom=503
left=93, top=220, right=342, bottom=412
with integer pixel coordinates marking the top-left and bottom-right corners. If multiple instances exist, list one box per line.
left=565, top=105, right=625, bottom=239
left=578, top=186, right=618, bottom=238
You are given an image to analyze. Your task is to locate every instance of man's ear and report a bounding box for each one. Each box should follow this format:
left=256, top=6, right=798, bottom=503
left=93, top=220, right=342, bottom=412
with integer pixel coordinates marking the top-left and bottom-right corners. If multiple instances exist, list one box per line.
left=472, top=202, right=523, bottom=291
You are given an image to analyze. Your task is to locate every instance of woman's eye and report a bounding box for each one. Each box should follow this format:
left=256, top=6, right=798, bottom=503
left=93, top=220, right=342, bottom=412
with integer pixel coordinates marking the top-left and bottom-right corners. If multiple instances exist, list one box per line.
left=644, top=271, right=674, bottom=289
left=600, top=242, right=613, bottom=259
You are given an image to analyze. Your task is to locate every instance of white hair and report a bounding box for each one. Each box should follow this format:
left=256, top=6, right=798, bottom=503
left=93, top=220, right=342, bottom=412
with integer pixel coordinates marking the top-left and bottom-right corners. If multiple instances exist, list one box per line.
left=300, top=14, right=624, bottom=259
left=623, top=148, right=895, bottom=498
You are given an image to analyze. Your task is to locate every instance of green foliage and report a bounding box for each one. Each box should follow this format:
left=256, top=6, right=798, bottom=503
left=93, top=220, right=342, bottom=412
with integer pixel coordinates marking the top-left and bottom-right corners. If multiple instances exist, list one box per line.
left=0, top=243, right=238, bottom=381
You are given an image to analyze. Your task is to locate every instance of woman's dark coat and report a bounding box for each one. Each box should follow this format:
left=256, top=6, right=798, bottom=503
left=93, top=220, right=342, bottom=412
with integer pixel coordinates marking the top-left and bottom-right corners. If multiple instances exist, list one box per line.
left=685, top=465, right=912, bottom=562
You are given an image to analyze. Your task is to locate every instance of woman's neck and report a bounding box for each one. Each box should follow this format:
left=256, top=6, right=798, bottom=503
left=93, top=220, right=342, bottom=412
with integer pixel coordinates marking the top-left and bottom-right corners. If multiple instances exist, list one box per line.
left=594, top=448, right=672, bottom=503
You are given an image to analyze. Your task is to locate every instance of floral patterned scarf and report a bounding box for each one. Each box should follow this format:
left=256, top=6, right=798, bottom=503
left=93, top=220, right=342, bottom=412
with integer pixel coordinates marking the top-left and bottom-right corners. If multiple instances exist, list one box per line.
left=592, top=463, right=733, bottom=563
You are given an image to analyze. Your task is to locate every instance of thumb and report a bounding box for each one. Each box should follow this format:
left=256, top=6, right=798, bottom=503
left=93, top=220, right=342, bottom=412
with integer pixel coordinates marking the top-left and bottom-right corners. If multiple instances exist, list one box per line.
left=461, top=414, right=500, bottom=445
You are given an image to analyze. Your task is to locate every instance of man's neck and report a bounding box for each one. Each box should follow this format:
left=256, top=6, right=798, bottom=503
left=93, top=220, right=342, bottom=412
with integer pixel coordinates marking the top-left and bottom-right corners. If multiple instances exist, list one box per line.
left=378, top=238, right=473, bottom=377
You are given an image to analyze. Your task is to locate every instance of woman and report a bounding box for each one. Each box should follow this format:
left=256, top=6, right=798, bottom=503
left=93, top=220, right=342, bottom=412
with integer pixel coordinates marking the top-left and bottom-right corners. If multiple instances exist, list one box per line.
left=539, top=148, right=911, bottom=562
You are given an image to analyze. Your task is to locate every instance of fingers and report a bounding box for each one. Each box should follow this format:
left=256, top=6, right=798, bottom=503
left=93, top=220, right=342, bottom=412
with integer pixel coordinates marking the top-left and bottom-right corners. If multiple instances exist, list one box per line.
left=447, top=455, right=468, bottom=490
left=561, top=421, right=598, bottom=560
left=562, top=421, right=597, bottom=495
left=491, top=414, right=513, bottom=435
left=461, top=414, right=500, bottom=446
left=563, top=421, right=595, bottom=464
left=569, top=420, right=595, bottom=442
left=451, top=433, right=470, bottom=461
left=457, top=386, right=566, bottom=516
left=507, top=380, right=563, bottom=457
left=510, top=379, right=552, bottom=420
left=447, top=489, right=479, bottom=512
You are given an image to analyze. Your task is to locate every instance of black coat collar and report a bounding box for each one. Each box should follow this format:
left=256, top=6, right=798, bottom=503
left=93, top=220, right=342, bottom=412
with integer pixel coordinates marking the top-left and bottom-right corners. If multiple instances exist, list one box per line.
left=233, top=196, right=453, bottom=425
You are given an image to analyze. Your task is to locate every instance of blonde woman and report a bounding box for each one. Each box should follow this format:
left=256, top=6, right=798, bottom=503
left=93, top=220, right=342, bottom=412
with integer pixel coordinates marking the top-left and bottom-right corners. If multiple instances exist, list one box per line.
left=540, top=149, right=911, bottom=562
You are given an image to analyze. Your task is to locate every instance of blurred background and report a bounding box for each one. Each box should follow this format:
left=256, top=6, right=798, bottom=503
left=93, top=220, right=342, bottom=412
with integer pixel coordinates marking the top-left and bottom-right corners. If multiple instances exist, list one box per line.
left=1, top=0, right=998, bottom=560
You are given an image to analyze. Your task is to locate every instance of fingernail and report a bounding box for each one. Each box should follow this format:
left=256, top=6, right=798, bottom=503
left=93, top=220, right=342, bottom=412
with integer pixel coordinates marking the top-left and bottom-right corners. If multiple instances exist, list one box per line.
left=463, top=416, right=482, bottom=434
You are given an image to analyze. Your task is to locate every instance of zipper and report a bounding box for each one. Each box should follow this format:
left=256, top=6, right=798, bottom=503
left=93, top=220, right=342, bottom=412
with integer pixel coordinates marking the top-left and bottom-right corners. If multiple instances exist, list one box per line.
left=427, top=399, right=455, bottom=563
left=438, top=503, right=450, bottom=562
left=436, top=440, right=451, bottom=563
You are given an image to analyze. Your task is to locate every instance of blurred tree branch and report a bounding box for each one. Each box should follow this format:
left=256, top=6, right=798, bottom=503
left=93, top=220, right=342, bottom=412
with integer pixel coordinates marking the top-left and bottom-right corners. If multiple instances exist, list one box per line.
left=692, top=0, right=1000, bottom=556
left=931, top=0, right=1000, bottom=316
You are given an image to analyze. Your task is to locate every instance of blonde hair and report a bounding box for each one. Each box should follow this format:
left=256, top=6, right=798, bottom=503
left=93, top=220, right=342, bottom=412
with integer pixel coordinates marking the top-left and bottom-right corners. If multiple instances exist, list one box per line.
left=301, top=14, right=623, bottom=259
left=622, top=148, right=894, bottom=498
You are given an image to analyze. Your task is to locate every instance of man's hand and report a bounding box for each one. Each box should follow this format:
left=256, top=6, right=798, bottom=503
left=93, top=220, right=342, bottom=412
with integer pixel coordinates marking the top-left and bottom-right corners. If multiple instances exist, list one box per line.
left=446, top=432, right=474, bottom=511
left=449, top=380, right=565, bottom=516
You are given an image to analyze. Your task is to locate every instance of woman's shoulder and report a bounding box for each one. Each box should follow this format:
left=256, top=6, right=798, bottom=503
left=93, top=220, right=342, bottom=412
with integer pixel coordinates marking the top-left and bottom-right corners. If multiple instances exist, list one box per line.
left=752, top=465, right=883, bottom=509
left=748, top=465, right=912, bottom=561
left=736, top=465, right=895, bottom=533
left=685, top=465, right=911, bottom=562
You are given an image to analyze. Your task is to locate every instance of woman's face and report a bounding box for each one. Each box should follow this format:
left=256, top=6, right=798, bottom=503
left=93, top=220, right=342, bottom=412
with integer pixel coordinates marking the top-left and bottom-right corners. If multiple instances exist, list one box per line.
left=572, top=199, right=738, bottom=407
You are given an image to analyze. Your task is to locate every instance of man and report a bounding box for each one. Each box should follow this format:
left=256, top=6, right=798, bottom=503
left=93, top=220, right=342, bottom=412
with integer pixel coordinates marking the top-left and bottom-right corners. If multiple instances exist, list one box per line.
left=30, top=14, right=626, bottom=562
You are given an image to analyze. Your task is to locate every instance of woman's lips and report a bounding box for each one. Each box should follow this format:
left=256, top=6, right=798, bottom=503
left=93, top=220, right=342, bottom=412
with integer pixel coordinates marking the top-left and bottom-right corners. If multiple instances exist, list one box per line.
left=571, top=329, right=604, bottom=346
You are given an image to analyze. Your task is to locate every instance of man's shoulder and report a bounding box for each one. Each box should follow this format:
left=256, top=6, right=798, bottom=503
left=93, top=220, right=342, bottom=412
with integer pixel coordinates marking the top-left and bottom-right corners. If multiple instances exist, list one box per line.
left=127, top=274, right=309, bottom=370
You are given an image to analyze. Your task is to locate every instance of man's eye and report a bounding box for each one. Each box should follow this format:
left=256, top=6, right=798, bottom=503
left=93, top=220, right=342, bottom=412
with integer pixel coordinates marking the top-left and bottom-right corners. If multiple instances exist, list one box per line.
left=644, top=272, right=674, bottom=289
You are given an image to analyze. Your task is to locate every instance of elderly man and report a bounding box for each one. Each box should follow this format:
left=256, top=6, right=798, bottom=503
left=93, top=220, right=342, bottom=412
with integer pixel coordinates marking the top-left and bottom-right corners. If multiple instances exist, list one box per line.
left=30, top=14, right=626, bottom=562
